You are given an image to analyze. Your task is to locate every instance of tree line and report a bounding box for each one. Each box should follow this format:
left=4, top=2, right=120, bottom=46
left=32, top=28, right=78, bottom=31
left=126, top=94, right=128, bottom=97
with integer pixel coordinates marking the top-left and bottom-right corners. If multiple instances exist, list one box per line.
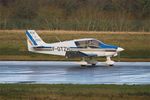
left=0, top=0, right=149, bottom=31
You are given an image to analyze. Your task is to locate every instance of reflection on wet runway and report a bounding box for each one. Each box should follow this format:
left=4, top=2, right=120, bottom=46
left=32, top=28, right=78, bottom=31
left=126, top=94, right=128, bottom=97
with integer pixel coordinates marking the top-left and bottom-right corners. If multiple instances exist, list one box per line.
left=0, top=61, right=150, bottom=84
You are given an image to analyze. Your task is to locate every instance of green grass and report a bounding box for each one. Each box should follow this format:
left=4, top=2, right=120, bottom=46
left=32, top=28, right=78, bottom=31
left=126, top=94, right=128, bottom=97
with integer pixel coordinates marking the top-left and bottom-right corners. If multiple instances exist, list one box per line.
left=0, top=30, right=150, bottom=61
left=0, top=84, right=150, bottom=100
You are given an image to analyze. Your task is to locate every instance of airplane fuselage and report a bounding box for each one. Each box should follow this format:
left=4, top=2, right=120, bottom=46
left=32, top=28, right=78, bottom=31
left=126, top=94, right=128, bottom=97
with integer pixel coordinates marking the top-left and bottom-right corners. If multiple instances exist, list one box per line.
left=28, top=40, right=117, bottom=57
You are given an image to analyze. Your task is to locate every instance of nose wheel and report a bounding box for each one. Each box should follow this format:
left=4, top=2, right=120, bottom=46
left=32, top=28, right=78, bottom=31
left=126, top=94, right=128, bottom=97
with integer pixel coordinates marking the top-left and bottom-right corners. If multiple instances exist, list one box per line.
left=106, top=57, right=115, bottom=66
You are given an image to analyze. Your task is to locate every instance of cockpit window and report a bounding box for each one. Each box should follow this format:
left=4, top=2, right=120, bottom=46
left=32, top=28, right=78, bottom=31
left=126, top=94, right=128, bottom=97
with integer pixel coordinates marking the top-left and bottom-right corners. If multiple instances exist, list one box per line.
left=75, top=40, right=100, bottom=48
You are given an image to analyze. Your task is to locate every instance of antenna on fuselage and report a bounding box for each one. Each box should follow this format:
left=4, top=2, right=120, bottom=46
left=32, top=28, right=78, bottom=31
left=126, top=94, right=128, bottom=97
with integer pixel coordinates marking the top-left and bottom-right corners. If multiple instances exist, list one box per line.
left=44, top=18, right=61, bottom=42
left=117, top=40, right=121, bottom=62
left=55, top=36, right=61, bottom=42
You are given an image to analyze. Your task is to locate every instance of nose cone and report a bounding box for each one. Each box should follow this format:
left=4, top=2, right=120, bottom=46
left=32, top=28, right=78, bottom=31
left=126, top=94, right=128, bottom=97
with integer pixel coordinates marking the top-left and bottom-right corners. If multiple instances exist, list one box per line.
left=117, top=47, right=124, bottom=52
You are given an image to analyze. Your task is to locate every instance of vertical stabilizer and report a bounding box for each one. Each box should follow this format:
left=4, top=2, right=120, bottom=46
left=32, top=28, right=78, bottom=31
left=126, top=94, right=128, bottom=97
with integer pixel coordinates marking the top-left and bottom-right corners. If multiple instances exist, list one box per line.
left=25, top=30, right=46, bottom=46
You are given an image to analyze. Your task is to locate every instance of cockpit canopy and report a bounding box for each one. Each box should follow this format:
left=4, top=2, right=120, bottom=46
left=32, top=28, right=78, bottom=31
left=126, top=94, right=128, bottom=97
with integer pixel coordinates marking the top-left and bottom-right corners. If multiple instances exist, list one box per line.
left=75, top=39, right=100, bottom=48
left=75, top=39, right=118, bottom=49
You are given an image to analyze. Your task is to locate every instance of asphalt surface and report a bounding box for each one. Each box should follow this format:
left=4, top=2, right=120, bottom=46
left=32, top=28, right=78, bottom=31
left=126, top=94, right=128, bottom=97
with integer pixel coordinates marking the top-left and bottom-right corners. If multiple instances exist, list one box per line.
left=0, top=61, right=150, bottom=84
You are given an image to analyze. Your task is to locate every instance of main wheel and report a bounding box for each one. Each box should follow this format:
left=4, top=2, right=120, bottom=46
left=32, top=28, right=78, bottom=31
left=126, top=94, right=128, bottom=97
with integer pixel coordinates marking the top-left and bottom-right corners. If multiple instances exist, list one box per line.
left=108, top=64, right=114, bottom=66
left=81, top=65, right=86, bottom=67
left=92, top=64, right=96, bottom=66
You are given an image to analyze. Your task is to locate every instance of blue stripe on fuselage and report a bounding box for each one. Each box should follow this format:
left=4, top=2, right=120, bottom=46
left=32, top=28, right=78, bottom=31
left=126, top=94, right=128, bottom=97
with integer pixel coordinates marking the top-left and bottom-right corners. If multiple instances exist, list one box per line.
left=35, top=46, right=52, bottom=48
left=26, top=31, right=37, bottom=45
left=100, top=43, right=118, bottom=49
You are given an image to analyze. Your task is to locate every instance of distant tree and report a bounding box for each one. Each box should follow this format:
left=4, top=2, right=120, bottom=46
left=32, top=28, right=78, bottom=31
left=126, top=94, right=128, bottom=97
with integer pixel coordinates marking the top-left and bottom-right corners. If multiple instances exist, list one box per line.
left=0, top=0, right=14, bottom=6
left=12, top=0, right=39, bottom=19
left=0, top=0, right=149, bottom=31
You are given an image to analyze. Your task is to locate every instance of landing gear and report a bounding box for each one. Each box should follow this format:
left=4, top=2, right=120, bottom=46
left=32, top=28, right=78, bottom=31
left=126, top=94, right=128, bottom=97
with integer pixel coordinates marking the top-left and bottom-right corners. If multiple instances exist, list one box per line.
left=79, top=57, right=98, bottom=67
left=78, top=57, right=115, bottom=66
left=105, top=57, right=115, bottom=66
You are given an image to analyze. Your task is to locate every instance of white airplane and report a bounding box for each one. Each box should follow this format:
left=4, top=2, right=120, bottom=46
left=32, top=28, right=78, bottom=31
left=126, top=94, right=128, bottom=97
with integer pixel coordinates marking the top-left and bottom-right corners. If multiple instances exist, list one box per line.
left=25, top=30, right=124, bottom=66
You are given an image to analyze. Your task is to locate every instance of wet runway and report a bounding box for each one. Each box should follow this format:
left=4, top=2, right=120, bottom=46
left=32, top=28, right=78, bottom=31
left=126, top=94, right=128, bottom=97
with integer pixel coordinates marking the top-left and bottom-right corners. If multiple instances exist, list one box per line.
left=0, top=61, right=150, bottom=84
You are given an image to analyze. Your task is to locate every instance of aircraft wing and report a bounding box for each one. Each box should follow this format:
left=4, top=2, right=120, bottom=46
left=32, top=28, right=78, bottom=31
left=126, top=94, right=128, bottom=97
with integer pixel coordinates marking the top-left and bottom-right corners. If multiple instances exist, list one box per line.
left=65, top=51, right=97, bottom=58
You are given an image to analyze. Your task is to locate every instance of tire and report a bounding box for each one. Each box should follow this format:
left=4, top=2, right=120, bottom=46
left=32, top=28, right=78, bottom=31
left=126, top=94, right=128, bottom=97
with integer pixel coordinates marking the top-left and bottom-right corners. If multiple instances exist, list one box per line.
left=109, top=64, right=114, bottom=66
left=81, top=65, right=86, bottom=67
left=92, top=64, right=96, bottom=66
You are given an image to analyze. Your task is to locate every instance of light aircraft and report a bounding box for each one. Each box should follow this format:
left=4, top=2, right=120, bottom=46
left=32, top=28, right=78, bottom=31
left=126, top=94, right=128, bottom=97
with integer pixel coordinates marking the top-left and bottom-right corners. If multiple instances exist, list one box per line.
left=25, top=30, right=124, bottom=66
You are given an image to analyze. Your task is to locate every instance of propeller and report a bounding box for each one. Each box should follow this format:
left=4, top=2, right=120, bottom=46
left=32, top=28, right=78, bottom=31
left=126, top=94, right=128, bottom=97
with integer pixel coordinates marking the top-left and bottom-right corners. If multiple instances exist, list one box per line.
left=118, top=52, right=120, bottom=62
left=116, top=47, right=124, bottom=62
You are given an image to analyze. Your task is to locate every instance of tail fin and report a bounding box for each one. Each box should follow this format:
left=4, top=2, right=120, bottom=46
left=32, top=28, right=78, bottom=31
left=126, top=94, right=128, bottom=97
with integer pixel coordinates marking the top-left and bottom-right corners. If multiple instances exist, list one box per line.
left=25, top=30, right=46, bottom=46
left=25, top=30, right=46, bottom=51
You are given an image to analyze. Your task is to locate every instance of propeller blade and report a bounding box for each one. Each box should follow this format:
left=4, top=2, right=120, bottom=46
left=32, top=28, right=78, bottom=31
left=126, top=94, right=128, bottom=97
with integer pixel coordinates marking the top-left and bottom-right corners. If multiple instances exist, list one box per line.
left=118, top=52, right=120, bottom=62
